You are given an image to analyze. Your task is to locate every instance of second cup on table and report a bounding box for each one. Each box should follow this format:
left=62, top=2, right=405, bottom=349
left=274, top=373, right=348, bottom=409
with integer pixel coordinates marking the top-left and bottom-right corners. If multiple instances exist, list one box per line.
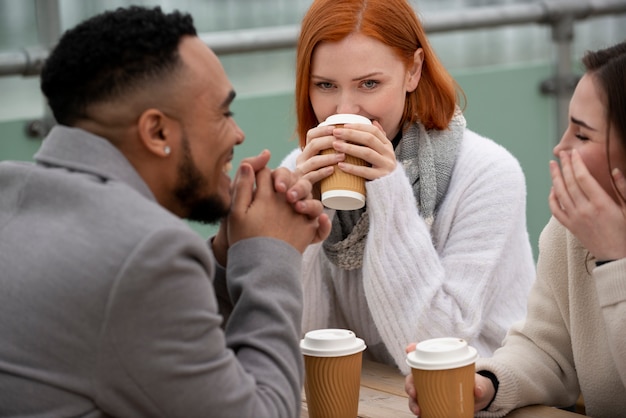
left=406, top=337, right=478, bottom=418
left=300, top=328, right=367, bottom=418
left=318, top=114, right=372, bottom=210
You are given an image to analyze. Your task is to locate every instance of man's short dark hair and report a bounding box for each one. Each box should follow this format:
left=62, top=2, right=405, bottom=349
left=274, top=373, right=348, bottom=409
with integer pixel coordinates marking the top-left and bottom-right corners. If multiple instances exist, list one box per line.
left=40, top=6, right=197, bottom=125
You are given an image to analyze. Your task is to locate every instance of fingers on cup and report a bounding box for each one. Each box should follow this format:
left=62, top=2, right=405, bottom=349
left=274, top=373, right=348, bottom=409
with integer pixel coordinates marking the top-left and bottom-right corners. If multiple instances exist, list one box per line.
left=317, top=114, right=372, bottom=211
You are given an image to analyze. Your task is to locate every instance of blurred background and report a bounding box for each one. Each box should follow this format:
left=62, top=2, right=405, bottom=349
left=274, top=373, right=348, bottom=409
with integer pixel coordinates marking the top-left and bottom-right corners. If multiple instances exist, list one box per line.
left=1, top=0, right=625, bottom=257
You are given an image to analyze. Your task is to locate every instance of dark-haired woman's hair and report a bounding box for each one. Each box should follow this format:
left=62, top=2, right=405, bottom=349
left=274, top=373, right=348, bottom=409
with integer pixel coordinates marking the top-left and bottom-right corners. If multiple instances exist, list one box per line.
left=581, top=41, right=626, bottom=203
left=41, top=6, right=197, bottom=125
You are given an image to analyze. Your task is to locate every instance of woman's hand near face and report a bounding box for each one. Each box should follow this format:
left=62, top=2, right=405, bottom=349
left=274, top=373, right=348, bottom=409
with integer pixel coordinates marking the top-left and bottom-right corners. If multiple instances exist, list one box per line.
left=295, top=121, right=397, bottom=190
left=549, top=149, right=626, bottom=261
left=295, top=125, right=343, bottom=190
left=333, top=120, right=397, bottom=180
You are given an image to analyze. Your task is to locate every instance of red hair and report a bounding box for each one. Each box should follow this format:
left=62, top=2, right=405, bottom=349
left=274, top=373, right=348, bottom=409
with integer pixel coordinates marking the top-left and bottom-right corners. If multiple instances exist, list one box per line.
left=295, top=0, right=463, bottom=148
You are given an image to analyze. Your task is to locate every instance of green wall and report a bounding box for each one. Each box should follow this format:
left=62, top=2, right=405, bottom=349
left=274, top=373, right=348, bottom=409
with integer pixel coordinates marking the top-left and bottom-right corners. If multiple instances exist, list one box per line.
left=0, top=120, right=42, bottom=162
left=0, top=62, right=556, bottom=258
left=457, top=63, right=556, bottom=260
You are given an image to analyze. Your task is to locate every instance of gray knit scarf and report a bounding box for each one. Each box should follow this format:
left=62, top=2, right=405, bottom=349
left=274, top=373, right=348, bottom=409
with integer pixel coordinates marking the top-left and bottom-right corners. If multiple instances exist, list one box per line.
left=322, top=110, right=466, bottom=270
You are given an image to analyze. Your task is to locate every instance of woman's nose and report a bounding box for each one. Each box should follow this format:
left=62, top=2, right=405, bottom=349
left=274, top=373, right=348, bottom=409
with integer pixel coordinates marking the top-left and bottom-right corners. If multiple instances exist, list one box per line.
left=336, top=94, right=359, bottom=115
left=553, top=133, right=567, bottom=158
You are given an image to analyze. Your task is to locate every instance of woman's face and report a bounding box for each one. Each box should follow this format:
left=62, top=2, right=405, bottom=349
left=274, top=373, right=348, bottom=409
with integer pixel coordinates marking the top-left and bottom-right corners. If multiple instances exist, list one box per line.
left=309, top=33, right=422, bottom=140
left=554, top=73, right=626, bottom=202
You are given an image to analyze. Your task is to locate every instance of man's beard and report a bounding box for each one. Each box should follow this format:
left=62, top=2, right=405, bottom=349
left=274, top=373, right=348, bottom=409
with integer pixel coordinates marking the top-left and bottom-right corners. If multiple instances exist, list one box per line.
left=174, top=136, right=230, bottom=225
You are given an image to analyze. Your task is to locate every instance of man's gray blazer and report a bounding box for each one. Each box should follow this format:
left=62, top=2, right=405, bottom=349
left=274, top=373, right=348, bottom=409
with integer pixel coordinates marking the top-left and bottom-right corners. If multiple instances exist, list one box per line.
left=0, top=126, right=304, bottom=417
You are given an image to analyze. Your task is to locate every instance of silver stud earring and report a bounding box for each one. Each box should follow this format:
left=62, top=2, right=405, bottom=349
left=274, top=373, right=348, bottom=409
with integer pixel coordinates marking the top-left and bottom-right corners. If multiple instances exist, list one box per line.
left=164, top=146, right=171, bottom=156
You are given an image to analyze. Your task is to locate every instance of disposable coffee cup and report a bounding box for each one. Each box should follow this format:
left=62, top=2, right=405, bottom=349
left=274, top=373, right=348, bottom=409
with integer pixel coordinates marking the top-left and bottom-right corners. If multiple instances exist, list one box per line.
left=300, top=328, right=367, bottom=418
left=318, top=114, right=371, bottom=210
left=406, top=337, right=478, bottom=418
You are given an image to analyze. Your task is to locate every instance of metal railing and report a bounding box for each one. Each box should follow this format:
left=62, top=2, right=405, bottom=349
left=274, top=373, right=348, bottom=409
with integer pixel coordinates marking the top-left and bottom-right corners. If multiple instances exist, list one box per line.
left=1, top=0, right=625, bottom=138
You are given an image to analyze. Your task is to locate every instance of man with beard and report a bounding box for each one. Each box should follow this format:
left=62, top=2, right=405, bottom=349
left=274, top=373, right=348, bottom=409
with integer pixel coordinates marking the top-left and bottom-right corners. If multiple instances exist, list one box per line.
left=0, top=6, right=330, bottom=418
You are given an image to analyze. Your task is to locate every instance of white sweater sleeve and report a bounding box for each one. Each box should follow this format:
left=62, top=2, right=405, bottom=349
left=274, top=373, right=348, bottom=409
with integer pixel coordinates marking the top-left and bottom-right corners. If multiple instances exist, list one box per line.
left=280, top=148, right=299, bottom=172
left=279, top=148, right=333, bottom=333
left=362, top=131, right=534, bottom=372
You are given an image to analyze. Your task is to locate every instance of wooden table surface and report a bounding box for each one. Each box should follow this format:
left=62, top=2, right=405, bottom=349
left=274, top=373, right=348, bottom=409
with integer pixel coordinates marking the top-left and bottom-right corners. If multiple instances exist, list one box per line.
left=301, top=360, right=583, bottom=418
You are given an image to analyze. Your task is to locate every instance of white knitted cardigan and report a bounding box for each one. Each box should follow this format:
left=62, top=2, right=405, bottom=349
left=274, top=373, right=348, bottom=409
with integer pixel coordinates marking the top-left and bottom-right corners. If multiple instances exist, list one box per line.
left=280, top=128, right=536, bottom=374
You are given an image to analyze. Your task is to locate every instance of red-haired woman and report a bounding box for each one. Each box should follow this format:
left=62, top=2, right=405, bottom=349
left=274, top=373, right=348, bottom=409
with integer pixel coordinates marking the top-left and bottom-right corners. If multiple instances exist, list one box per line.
left=281, top=0, right=535, bottom=374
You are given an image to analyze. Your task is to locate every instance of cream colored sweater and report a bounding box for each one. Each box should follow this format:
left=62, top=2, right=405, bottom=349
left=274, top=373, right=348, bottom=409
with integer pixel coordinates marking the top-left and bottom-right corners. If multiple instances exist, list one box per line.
left=477, top=216, right=626, bottom=417
left=281, top=129, right=536, bottom=374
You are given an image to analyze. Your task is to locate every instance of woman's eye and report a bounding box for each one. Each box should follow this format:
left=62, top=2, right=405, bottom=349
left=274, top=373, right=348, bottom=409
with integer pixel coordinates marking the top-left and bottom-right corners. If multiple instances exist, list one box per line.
left=224, top=111, right=234, bottom=118
left=362, top=80, right=379, bottom=89
left=575, top=132, right=589, bottom=141
left=315, top=82, right=334, bottom=90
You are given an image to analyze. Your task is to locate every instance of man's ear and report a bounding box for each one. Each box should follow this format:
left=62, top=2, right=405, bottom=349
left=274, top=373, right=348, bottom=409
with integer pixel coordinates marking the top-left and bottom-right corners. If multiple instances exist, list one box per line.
left=137, top=108, right=179, bottom=157
left=406, top=48, right=424, bottom=93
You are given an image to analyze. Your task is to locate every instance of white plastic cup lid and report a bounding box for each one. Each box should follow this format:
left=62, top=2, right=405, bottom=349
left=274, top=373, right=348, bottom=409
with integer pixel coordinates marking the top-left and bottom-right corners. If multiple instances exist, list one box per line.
left=406, top=337, right=478, bottom=370
left=318, top=114, right=372, bottom=127
left=321, top=190, right=365, bottom=210
left=300, top=329, right=366, bottom=357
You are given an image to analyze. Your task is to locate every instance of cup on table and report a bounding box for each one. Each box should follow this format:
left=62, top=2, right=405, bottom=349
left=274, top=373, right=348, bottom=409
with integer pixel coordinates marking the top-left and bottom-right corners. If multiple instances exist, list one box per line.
left=318, top=114, right=372, bottom=210
left=406, top=337, right=478, bottom=418
left=300, top=328, right=367, bottom=418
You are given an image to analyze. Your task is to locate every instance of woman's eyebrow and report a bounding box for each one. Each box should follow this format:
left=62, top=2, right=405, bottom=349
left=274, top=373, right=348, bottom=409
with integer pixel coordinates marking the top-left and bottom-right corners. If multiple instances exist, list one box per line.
left=571, top=116, right=598, bottom=131
left=311, top=72, right=383, bottom=82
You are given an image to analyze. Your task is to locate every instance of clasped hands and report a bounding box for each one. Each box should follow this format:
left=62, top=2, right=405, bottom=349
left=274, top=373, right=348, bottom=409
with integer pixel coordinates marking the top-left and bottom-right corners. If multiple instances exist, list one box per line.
left=213, top=149, right=331, bottom=265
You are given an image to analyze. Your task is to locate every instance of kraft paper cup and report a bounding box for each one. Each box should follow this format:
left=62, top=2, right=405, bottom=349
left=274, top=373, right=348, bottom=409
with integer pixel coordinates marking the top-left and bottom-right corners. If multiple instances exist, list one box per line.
left=318, top=114, right=371, bottom=210
left=406, top=337, right=478, bottom=418
left=300, top=329, right=367, bottom=418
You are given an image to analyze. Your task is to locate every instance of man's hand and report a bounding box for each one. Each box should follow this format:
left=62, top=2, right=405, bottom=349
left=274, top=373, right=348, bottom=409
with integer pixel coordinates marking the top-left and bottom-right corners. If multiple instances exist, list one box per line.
left=228, top=162, right=327, bottom=253
left=271, top=165, right=331, bottom=244
left=213, top=150, right=330, bottom=262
